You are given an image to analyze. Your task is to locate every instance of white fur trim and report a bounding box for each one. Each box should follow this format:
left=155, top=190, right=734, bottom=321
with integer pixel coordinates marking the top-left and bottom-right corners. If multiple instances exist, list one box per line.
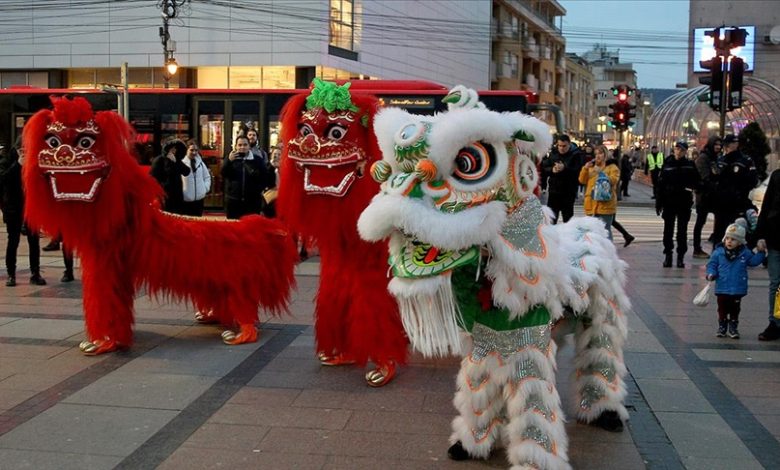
left=390, top=274, right=463, bottom=357
left=359, top=193, right=507, bottom=250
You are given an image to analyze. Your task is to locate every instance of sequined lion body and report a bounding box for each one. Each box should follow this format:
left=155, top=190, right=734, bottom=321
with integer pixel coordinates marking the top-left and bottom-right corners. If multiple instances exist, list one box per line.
left=22, top=97, right=297, bottom=354
left=359, top=87, right=630, bottom=468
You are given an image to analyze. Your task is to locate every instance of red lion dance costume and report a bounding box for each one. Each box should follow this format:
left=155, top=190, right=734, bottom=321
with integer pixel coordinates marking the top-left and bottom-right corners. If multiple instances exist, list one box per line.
left=22, top=96, right=297, bottom=355
left=277, top=79, right=407, bottom=386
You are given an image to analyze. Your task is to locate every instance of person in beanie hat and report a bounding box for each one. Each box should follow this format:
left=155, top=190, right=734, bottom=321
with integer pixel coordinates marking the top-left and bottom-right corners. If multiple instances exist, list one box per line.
left=706, top=218, right=766, bottom=338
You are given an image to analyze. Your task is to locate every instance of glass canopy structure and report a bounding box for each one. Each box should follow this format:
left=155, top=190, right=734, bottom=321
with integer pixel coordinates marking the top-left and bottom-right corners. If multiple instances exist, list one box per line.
left=646, top=78, right=780, bottom=156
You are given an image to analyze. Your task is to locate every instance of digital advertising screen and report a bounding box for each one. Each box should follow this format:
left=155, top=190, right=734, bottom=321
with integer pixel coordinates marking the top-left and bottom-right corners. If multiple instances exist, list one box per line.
left=693, top=26, right=755, bottom=73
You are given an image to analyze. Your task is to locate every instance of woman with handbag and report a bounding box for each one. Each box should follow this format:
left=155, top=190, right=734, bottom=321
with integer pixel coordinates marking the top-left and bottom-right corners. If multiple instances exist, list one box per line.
left=578, top=145, right=620, bottom=240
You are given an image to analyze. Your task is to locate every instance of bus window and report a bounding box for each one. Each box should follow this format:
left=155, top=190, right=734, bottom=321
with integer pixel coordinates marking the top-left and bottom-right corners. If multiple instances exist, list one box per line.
left=231, top=100, right=260, bottom=148
left=196, top=100, right=225, bottom=208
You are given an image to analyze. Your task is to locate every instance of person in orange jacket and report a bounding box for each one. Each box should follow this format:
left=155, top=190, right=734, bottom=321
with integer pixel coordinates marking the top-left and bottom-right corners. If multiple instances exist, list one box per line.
left=579, top=145, right=620, bottom=240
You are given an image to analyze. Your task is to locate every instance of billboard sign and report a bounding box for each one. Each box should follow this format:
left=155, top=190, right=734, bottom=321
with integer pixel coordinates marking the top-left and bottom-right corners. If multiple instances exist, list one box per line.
left=693, top=26, right=755, bottom=72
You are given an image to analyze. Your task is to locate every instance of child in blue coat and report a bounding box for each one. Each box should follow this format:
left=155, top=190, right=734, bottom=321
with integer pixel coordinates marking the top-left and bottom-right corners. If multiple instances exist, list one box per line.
left=706, top=218, right=766, bottom=338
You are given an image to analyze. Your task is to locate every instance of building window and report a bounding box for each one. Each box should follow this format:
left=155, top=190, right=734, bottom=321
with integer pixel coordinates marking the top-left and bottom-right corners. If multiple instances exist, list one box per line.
left=330, top=0, right=354, bottom=51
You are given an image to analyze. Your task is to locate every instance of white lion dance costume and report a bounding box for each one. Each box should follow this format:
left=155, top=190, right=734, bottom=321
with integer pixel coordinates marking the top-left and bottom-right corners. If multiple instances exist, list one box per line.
left=358, top=87, right=629, bottom=469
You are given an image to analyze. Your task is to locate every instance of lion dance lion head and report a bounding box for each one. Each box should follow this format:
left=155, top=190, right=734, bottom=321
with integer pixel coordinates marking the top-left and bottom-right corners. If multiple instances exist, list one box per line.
left=22, top=96, right=161, bottom=245
left=276, top=79, right=382, bottom=241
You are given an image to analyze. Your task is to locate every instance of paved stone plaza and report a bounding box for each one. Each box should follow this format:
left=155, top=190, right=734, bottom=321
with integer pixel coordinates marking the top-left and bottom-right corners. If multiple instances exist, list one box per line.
left=1, top=181, right=779, bottom=469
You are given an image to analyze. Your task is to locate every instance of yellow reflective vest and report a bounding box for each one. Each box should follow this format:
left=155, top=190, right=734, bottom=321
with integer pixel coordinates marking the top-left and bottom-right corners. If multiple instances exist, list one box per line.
left=647, top=152, right=664, bottom=171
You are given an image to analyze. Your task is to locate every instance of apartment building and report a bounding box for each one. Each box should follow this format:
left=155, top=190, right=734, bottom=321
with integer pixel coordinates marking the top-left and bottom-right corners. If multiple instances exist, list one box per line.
left=490, top=0, right=566, bottom=124
left=563, top=53, right=594, bottom=139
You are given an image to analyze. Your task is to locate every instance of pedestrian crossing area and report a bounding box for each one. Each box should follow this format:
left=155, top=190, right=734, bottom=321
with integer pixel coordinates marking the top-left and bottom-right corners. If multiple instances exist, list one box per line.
left=572, top=205, right=715, bottom=246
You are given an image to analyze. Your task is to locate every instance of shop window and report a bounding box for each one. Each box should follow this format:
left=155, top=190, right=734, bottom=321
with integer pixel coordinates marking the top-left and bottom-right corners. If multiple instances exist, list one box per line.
left=261, top=66, right=295, bottom=89
left=229, top=66, right=262, bottom=89
left=197, top=67, right=228, bottom=89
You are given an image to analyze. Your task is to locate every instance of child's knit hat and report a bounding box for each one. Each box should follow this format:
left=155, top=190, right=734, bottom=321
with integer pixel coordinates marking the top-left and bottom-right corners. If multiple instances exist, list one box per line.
left=724, top=218, right=748, bottom=245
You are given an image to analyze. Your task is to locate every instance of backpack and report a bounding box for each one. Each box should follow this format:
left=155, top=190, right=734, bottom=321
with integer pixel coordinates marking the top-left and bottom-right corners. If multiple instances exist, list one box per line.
left=592, top=171, right=612, bottom=202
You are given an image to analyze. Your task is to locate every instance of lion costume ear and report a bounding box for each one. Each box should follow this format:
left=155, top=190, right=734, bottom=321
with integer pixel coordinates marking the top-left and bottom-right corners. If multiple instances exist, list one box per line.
left=505, top=112, right=553, bottom=162
left=498, top=112, right=552, bottom=198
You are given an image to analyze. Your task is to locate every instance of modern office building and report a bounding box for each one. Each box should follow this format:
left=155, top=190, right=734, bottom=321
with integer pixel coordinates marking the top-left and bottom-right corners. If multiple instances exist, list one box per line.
left=0, top=1, right=490, bottom=90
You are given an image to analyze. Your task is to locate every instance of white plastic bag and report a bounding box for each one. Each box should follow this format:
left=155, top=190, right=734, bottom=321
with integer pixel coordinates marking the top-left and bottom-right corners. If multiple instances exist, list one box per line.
left=693, top=281, right=714, bottom=307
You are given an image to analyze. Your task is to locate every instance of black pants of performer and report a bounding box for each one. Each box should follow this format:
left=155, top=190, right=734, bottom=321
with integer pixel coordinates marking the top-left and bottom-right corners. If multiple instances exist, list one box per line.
left=620, top=178, right=630, bottom=196
left=225, top=198, right=263, bottom=220
left=547, top=193, right=574, bottom=224
left=5, top=219, right=40, bottom=277
left=662, top=205, right=691, bottom=256
left=63, top=243, right=74, bottom=274
left=693, top=202, right=713, bottom=252
left=716, top=294, right=742, bottom=322
left=181, top=199, right=205, bottom=217
left=262, top=201, right=276, bottom=218
left=650, top=169, right=660, bottom=198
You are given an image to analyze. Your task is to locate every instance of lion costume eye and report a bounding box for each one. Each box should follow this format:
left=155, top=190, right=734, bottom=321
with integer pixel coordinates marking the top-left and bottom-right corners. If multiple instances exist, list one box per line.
left=299, top=124, right=313, bottom=137
left=77, top=135, right=96, bottom=149
left=326, top=124, right=347, bottom=141
left=453, top=141, right=495, bottom=183
left=45, top=135, right=61, bottom=148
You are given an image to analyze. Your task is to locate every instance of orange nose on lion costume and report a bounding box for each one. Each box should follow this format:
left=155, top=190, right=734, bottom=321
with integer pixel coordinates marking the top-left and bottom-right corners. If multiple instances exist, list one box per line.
left=22, top=96, right=297, bottom=355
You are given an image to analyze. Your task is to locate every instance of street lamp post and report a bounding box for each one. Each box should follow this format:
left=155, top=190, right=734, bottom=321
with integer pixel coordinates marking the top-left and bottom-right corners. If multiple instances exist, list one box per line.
left=159, top=0, right=183, bottom=88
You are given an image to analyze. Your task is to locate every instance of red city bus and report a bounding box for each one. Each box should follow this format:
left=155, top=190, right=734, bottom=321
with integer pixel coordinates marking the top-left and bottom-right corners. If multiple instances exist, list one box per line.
left=0, top=80, right=551, bottom=209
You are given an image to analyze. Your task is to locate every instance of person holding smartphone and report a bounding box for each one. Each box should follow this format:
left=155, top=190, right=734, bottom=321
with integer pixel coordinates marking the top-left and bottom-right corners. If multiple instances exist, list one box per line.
left=221, top=135, right=274, bottom=220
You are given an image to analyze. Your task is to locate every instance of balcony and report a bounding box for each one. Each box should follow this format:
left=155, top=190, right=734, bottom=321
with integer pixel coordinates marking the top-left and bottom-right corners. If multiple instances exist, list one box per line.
left=497, top=63, right=517, bottom=79
left=525, top=44, right=540, bottom=60
left=542, top=46, right=552, bottom=60
left=523, top=74, right=539, bottom=91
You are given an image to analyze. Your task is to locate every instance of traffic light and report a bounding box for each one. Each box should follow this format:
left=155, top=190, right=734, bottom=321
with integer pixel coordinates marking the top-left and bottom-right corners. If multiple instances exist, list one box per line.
left=699, top=56, right=723, bottom=111
left=728, top=56, right=744, bottom=110
left=608, top=85, right=636, bottom=131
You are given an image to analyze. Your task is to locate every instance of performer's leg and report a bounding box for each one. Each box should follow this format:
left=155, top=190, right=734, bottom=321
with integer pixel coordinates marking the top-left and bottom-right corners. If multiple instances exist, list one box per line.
left=450, top=353, right=505, bottom=460
left=314, top=252, right=353, bottom=364
left=503, top=339, right=570, bottom=469
left=79, top=253, right=135, bottom=354
left=5, top=220, right=22, bottom=279
left=61, top=244, right=75, bottom=282
left=220, top=297, right=259, bottom=345
left=574, top=293, right=629, bottom=430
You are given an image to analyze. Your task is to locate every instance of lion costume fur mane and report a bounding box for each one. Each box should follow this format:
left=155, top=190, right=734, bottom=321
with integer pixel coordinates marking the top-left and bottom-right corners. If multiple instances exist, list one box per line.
left=276, top=83, right=407, bottom=367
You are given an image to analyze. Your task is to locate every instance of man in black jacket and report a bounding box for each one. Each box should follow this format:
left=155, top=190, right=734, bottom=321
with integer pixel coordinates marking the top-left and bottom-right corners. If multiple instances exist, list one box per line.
left=755, top=169, right=780, bottom=341
left=541, top=134, right=584, bottom=223
left=221, top=135, right=275, bottom=220
left=0, top=143, right=46, bottom=286
left=150, top=139, right=191, bottom=215
left=656, top=141, right=700, bottom=268
left=692, top=136, right=721, bottom=258
left=712, top=134, right=758, bottom=246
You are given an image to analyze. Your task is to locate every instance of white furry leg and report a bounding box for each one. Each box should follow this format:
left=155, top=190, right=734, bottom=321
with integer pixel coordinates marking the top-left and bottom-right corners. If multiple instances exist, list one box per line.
left=574, top=294, right=629, bottom=423
left=504, top=345, right=571, bottom=470
left=450, top=353, right=504, bottom=459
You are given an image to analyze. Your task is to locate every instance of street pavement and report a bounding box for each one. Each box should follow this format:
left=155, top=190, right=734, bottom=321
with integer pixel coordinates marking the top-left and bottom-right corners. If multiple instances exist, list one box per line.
left=1, top=179, right=779, bottom=469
